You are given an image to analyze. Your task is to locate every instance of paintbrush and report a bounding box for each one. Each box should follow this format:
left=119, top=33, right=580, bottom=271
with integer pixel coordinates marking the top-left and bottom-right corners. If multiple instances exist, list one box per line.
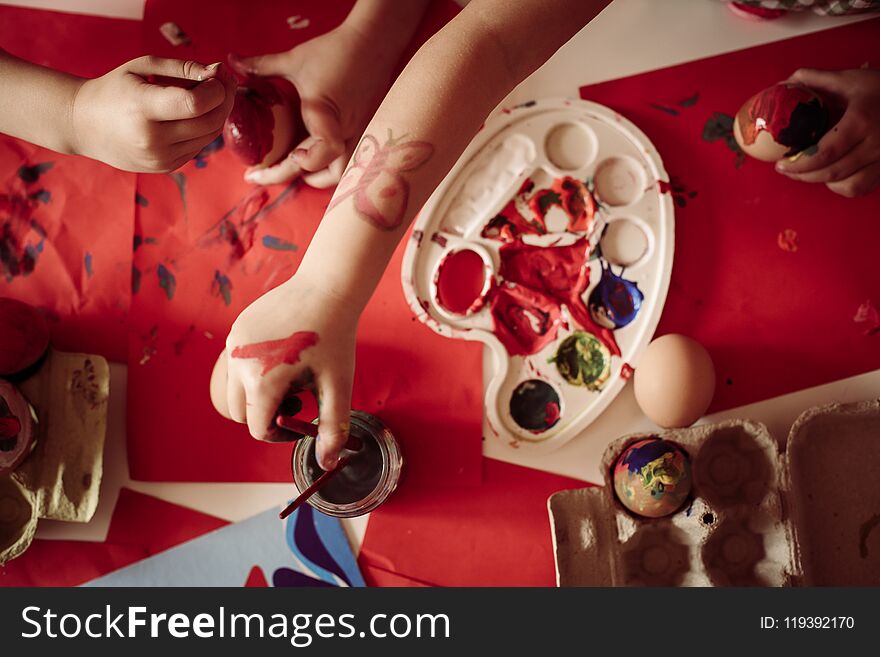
left=274, top=411, right=362, bottom=520
left=278, top=454, right=352, bottom=520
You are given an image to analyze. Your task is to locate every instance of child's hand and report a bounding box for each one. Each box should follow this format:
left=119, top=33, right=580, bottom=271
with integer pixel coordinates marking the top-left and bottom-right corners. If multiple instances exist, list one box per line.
left=230, top=22, right=398, bottom=188
left=776, top=68, right=880, bottom=198
left=71, top=56, right=236, bottom=172
left=224, top=274, right=358, bottom=470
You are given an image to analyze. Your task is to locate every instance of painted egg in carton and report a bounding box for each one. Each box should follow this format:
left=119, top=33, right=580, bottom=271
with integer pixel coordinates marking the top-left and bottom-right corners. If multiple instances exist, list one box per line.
left=402, top=99, right=675, bottom=453
left=548, top=400, right=880, bottom=586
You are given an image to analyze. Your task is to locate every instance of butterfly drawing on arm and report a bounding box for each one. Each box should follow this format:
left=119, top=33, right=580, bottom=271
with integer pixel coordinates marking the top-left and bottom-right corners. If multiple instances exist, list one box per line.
left=327, top=131, right=434, bottom=231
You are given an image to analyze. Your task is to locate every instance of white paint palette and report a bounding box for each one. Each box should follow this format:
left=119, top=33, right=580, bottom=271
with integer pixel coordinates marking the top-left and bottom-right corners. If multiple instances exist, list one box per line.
left=402, top=98, right=675, bottom=454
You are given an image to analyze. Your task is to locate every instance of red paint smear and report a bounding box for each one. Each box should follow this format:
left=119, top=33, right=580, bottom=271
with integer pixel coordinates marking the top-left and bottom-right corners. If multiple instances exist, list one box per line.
left=230, top=330, right=319, bottom=376
left=528, top=177, right=596, bottom=233
left=658, top=180, right=671, bottom=194
left=544, top=401, right=561, bottom=426
left=0, top=297, right=50, bottom=375
left=482, top=177, right=596, bottom=242
left=737, top=83, right=817, bottom=146
left=497, top=238, right=620, bottom=356
left=777, top=228, right=799, bottom=253
left=435, top=249, right=487, bottom=315
left=489, top=283, right=561, bottom=356
left=620, top=362, right=634, bottom=380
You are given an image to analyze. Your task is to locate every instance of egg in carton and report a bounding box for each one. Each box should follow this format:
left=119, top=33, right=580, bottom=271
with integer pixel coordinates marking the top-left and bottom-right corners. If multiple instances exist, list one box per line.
left=548, top=400, right=880, bottom=586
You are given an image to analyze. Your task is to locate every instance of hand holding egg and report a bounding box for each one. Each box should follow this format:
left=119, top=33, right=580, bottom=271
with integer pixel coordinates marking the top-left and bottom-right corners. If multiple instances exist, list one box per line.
left=775, top=68, right=880, bottom=198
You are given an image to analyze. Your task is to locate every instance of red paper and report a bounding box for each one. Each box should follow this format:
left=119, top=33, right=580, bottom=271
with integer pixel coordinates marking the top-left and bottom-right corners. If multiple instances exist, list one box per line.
left=126, top=0, right=482, bottom=485
left=0, top=6, right=143, bottom=361
left=579, top=19, right=880, bottom=412
left=359, top=459, right=588, bottom=587
left=0, top=488, right=228, bottom=587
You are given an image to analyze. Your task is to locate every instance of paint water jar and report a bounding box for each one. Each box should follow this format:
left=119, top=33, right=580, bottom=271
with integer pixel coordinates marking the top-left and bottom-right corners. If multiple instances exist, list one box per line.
left=290, top=411, right=402, bottom=518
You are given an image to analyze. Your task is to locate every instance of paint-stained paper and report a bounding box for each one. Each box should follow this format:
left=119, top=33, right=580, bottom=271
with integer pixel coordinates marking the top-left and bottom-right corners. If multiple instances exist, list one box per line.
left=126, top=0, right=482, bottom=485
left=580, top=18, right=880, bottom=413
left=0, top=5, right=144, bottom=362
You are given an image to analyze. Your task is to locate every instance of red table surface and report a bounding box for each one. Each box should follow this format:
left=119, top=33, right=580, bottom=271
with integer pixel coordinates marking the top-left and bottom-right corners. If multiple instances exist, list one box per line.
left=0, top=6, right=143, bottom=361
left=581, top=18, right=880, bottom=412
left=359, top=19, right=880, bottom=587
left=125, top=0, right=483, bottom=485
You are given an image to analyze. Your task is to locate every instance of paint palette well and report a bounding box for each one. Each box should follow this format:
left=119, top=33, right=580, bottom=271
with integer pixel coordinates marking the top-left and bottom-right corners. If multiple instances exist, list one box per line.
left=402, top=99, right=674, bottom=453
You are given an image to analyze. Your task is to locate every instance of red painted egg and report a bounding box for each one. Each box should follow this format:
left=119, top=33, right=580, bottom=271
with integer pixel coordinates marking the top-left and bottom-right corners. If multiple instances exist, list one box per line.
left=0, top=297, right=50, bottom=376
left=224, top=78, right=303, bottom=169
left=733, top=83, right=828, bottom=162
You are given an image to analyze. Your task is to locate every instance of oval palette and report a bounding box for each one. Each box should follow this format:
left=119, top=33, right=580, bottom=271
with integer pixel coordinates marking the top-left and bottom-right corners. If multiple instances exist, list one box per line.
left=402, top=98, right=675, bottom=453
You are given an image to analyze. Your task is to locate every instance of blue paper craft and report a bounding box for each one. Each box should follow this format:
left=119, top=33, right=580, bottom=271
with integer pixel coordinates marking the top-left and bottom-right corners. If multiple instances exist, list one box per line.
left=85, top=504, right=365, bottom=587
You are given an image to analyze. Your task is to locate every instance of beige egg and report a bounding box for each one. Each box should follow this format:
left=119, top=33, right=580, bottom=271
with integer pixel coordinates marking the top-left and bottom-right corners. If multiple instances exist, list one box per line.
left=633, top=334, right=715, bottom=428
left=209, top=349, right=232, bottom=420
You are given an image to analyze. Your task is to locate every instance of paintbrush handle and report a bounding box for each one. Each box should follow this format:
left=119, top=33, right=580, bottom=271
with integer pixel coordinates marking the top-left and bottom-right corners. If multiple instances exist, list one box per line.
left=275, top=414, right=319, bottom=437
left=279, top=455, right=352, bottom=520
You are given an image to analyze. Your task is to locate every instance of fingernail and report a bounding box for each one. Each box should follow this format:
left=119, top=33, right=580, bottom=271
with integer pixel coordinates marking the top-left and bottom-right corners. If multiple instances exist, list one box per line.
left=197, top=62, right=221, bottom=81
left=292, top=148, right=309, bottom=160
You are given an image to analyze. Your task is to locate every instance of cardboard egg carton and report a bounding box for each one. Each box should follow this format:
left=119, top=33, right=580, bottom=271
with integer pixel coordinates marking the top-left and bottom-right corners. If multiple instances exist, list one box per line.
left=0, top=350, right=109, bottom=564
left=548, top=400, right=880, bottom=586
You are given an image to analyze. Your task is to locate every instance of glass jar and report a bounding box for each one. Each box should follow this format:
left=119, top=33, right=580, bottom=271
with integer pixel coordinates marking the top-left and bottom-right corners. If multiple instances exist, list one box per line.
left=290, top=411, right=402, bottom=518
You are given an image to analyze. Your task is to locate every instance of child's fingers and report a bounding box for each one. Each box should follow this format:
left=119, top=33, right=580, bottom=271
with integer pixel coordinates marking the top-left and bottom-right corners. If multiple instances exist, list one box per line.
left=244, top=153, right=302, bottom=185
left=125, top=55, right=216, bottom=82
left=778, top=140, right=874, bottom=184
left=244, top=379, right=287, bottom=441
left=775, top=115, right=860, bottom=175
left=139, top=77, right=225, bottom=121
left=226, top=377, right=247, bottom=424
left=169, top=132, right=223, bottom=164
left=302, top=155, right=347, bottom=189
left=826, top=161, right=880, bottom=198
left=314, top=370, right=354, bottom=471
left=294, top=100, right=346, bottom=171
left=228, top=51, right=289, bottom=78
left=165, top=102, right=230, bottom=143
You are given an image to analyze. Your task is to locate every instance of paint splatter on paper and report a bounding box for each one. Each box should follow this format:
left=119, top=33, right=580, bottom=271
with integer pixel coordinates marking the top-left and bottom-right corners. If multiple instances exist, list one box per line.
left=777, top=229, right=798, bottom=253
left=84, top=252, right=94, bottom=277
left=211, top=270, right=233, bottom=305
left=854, top=300, right=880, bottom=336
left=261, top=235, right=298, bottom=252
left=703, top=112, right=746, bottom=168
left=159, top=21, right=190, bottom=46
left=286, top=15, right=310, bottom=29
left=157, top=264, right=176, bottom=300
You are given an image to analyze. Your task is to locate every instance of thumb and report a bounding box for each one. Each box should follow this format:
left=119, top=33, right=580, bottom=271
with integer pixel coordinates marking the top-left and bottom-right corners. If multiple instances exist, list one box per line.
left=787, top=68, right=847, bottom=95
left=228, top=51, right=291, bottom=78
left=291, top=99, right=346, bottom=172
left=315, top=370, right=353, bottom=471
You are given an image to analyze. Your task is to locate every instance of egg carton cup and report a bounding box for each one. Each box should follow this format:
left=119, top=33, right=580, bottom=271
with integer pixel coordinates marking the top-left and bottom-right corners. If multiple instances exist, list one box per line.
left=549, top=399, right=880, bottom=586
left=0, top=350, right=110, bottom=564
left=402, top=98, right=675, bottom=455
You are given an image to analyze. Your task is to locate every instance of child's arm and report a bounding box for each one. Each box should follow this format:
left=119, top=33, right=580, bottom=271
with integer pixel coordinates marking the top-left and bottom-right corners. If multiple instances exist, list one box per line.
left=231, top=0, right=432, bottom=187
left=776, top=67, right=880, bottom=198
left=0, top=50, right=235, bottom=172
left=225, top=0, right=610, bottom=468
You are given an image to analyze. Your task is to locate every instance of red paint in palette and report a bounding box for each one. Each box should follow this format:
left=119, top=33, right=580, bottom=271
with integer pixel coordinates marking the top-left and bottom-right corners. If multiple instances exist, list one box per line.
left=230, top=331, right=318, bottom=376
left=489, top=283, right=561, bottom=356
left=435, top=249, right=488, bottom=315
left=497, top=239, right=620, bottom=357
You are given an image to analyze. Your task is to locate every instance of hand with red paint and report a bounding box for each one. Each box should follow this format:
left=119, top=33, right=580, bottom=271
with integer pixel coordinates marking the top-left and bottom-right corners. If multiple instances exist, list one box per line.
left=776, top=68, right=880, bottom=198
left=224, top=274, right=359, bottom=470
left=230, top=0, right=431, bottom=188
